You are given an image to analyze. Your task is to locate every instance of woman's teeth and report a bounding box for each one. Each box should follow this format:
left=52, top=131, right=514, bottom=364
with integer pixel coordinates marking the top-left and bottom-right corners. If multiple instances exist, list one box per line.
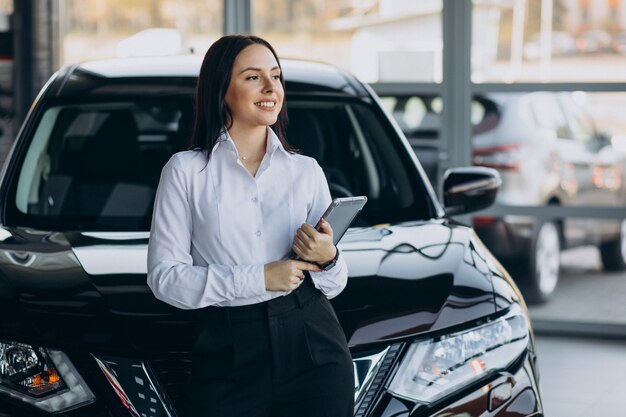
left=255, top=102, right=275, bottom=108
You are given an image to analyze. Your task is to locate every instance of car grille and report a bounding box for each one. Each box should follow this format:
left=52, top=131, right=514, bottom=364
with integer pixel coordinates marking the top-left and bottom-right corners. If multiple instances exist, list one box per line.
left=92, top=353, right=179, bottom=417
left=149, top=356, right=193, bottom=413
left=91, top=344, right=404, bottom=417
left=353, top=343, right=403, bottom=417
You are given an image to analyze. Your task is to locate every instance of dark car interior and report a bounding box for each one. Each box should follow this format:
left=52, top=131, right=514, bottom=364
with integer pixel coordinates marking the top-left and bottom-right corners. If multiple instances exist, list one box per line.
left=286, top=109, right=355, bottom=199
left=18, top=101, right=190, bottom=228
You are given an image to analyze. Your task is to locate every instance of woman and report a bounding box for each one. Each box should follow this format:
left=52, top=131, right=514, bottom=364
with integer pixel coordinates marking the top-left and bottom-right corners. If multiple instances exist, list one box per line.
left=147, top=35, right=354, bottom=417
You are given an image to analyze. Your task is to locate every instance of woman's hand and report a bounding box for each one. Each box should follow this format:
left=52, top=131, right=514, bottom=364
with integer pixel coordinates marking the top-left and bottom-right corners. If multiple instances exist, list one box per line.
left=264, top=260, right=322, bottom=292
left=292, top=219, right=337, bottom=264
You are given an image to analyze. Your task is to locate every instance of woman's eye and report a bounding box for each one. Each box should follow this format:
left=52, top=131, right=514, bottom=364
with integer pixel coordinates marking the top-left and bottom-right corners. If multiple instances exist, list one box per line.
left=246, top=75, right=259, bottom=80
left=272, top=75, right=281, bottom=80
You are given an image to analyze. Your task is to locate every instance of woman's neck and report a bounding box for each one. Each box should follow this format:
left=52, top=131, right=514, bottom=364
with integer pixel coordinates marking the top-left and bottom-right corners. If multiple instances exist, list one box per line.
left=227, top=125, right=268, bottom=161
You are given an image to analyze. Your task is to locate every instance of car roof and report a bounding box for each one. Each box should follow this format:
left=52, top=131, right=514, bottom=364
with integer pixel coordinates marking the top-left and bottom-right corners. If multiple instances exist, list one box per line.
left=56, top=55, right=369, bottom=98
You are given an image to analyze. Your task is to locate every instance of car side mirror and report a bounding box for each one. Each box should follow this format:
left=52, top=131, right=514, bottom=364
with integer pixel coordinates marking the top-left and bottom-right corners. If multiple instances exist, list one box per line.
left=443, top=167, right=501, bottom=216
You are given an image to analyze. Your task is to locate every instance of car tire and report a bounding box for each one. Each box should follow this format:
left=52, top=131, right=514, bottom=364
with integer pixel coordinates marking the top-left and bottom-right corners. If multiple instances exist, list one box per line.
left=520, top=221, right=561, bottom=305
left=599, top=219, right=626, bottom=271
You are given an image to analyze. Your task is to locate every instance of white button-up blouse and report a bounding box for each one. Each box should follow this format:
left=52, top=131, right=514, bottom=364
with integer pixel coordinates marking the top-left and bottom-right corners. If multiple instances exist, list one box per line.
left=147, top=127, right=348, bottom=309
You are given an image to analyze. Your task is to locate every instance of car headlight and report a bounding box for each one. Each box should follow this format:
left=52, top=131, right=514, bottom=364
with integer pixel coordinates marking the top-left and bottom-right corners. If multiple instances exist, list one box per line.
left=0, top=340, right=95, bottom=413
left=388, top=308, right=529, bottom=405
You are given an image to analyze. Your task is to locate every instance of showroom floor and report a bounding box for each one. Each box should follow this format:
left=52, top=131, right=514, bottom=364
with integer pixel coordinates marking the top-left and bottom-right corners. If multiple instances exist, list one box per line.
left=534, top=335, right=626, bottom=417
left=529, top=246, right=626, bottom=326
left=529, top=246, right=626, bottom=417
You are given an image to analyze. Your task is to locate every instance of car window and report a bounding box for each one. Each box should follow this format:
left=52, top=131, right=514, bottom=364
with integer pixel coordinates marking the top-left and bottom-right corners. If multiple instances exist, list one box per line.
left=528, top=93, right=569, bottom=139
left=7, top=98, right=433, bottom=231
left=10, top=100, right=191, bottom=230
left=472, top=97, right=500, bottom=134
left=286, top=100, right=431, bottom=225
left=559, top=94, right=596, bottom=143
left=379, top=94, right=500, bottom=139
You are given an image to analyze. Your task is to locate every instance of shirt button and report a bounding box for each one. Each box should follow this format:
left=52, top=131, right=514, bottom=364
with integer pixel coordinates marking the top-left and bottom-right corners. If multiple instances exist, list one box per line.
left=251, top=196, right=258, bottom=203
left=255, top=231, right=262, bottom=237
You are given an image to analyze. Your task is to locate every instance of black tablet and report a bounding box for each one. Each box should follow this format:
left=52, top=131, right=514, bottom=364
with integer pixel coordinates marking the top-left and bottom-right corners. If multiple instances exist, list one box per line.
left=316, top=196, right=368, bottom=245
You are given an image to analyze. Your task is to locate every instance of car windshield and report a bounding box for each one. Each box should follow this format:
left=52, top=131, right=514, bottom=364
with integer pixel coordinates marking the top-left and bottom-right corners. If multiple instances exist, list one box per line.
left=5, top=96, right=434, bottom=231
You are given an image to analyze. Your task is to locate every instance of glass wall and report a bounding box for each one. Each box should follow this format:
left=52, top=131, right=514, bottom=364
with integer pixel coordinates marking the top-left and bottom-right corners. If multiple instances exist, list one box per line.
left=59, top=0, right=223, bottom=65
left=252, top=0, right=443, bottom=83
left=425, top=0, right=626, bottom=326
left=472, top=0, right=626, bottom=82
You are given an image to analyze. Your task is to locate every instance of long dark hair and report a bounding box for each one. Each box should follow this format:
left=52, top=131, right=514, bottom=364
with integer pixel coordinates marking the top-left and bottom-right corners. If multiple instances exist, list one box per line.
left=188, top=34, right=296, bottom=159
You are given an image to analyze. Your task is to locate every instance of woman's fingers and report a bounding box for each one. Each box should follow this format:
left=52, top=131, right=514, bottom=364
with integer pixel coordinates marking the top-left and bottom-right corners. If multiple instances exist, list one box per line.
left=295, top=222, right=334, bottom=263
left=318, top=219, right=334, bottom=237
left=292, top=237, right=307, bottom=253
left=294, top=234, right=314, bottom=260
left=293, top=260, right=323, bottom=272
left=296, top=229, right=314, bottom=248
left=298, top=223, right=333, bottom=245
left=293, top=234, right=307, bottom=249
left=265, top=260, right=322, bottom=292
left=299, top=224, right=318, bottom=239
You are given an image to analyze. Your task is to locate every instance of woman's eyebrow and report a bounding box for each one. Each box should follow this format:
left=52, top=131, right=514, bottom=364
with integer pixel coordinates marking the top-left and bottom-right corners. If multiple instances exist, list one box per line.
left=239, top=66, right=280, bottom=74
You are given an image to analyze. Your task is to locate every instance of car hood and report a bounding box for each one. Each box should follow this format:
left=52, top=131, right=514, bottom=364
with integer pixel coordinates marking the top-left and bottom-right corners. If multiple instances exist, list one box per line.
left=0, top=220, right=513, bottom=354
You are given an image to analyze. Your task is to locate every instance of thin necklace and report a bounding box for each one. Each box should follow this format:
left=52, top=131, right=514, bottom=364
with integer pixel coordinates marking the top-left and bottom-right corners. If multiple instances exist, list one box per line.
left=240, top=151, right=263, bottom=162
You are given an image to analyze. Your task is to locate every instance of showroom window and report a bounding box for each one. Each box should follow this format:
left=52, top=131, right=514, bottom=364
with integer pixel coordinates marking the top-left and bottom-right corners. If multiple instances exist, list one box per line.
left=59, top=0, right=223, bottom=65
left=370, top=1, right=626, bottom=329
left=472, top=0, right=626, bottom=83
left=468, top=0, right=626, bottom=323
left=252, top=0, right=443, bottom=83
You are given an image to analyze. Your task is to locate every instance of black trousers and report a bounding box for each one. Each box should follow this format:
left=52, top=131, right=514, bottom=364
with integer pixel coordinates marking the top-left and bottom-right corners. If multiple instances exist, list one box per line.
left=181, top=277, right=355, bottom=417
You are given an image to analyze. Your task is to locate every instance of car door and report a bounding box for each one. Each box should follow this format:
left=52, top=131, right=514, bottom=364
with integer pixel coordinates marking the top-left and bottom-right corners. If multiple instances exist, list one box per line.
left=559, top=93, right=624, bottom=238
left=527, top=92, right=588, bottom=243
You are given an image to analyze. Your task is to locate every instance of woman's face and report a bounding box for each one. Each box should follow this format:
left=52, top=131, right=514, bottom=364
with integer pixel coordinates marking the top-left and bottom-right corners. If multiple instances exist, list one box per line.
left=224, top=44, right=284, bottom=131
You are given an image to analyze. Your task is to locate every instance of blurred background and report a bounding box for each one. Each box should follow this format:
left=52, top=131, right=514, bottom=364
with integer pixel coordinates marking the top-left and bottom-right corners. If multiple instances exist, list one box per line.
left=2, top=0, right=626, bottom=415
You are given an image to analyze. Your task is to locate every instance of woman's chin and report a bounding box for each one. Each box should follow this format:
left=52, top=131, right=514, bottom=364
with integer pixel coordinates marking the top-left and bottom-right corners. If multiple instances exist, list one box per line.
left=258, top=115, right=279, bottom=126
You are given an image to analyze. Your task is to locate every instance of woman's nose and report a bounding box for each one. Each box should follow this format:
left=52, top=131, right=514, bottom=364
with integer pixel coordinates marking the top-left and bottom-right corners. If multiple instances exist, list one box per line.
left=262, top=75, right=274, bottom=92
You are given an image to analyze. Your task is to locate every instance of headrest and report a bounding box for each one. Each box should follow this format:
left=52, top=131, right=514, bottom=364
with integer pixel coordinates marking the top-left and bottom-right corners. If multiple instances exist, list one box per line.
left=79, top=110, right=139, bottom=180
left=286, top=110, right=325, bottom=162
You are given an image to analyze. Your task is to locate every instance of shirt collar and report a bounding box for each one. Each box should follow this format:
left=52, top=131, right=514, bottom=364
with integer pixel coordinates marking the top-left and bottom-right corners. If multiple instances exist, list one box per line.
left=215, top=127, right=290, bottom=158
left=266, top=126, right=290, bottom=157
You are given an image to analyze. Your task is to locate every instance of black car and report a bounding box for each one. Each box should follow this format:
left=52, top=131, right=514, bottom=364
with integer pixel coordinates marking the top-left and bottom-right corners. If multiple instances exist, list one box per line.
left=0, top=56, right=543, bottom=417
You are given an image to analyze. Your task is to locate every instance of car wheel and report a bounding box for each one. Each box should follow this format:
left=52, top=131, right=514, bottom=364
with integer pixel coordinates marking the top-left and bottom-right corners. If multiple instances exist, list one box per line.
left=599, top=219, right=626, bottom=271
left=522, top=221, right=561, bottom=305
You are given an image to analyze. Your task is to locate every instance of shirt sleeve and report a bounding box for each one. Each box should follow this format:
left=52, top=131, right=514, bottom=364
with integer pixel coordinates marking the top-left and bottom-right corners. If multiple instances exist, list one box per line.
left=147, top=156, right=266, bottom=309
left=305, top=160, right=349, bottom=299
